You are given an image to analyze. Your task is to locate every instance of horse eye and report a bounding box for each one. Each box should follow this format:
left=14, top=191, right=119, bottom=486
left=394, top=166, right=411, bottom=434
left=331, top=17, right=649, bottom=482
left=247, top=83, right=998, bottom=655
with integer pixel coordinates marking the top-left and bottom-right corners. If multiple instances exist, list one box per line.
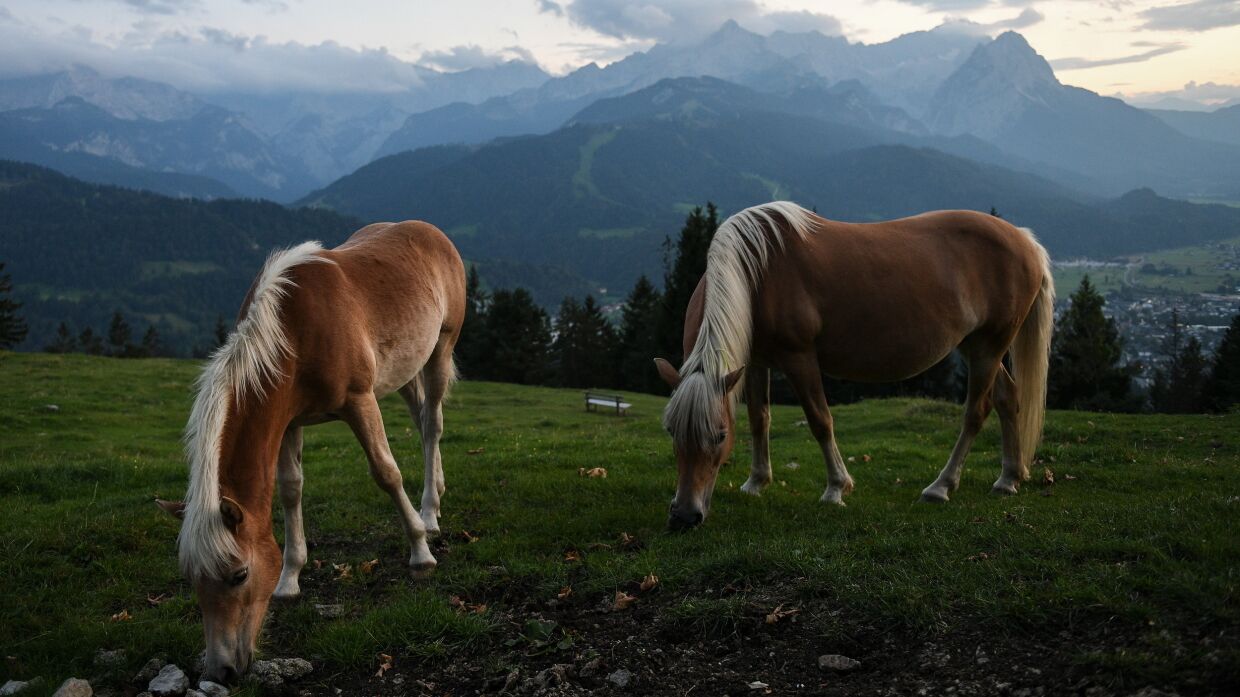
left=230, top=568, right=249, bottom=587
left=715, top=430, right=727, bottom=445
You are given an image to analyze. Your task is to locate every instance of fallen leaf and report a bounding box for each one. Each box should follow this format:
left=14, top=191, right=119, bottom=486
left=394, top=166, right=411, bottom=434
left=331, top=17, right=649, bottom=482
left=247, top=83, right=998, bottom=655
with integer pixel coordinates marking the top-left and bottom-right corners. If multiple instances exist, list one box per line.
left=1042, top=467, right=1055, bottom=486
left=639, top=573, right=659, bottom=592
left=619, top=532, right=639, bottom=548
left=748, top=681, right=769, bottom=690
left=862, top=454, right=872, bottom=463
left=312, top=559, right=324, bottom=569
left=764, top=604, right=799, bottom=625
left=557, top=586, right=573, bottom=600
left=470, top=603, right=487, bottom=614
left=467, top=448, right=485, bottom=455
left=449, top=595, right=466, bottom=610
left=1064, top=474, right=1077, bottom=481
left=146, top=593, right=167, bottom=606
left=110, top=609, right=132, bottom=622
left=461, top=530, right=479, bottom=544
left=966, top=552, right=991, bottom=562
left=375, top=653, right=393, bottom=678
left=587, top=542, right=612, bottom=551
left=564, top=550, right=581, bottom=562
left=333, top=562, right=353, bottom=580
left=360, top=558, right=380, bottom=574
left=613, top=591, right=636, bottom=611
left=578, top=467, right=607, bottom=478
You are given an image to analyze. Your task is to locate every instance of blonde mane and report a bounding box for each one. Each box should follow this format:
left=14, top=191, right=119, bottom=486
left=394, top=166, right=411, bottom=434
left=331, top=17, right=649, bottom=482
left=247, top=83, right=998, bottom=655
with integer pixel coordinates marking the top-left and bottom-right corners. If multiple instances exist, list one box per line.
left=179, top=242, right=331, bottom=580
left=663, top=202, right=819, bottom=449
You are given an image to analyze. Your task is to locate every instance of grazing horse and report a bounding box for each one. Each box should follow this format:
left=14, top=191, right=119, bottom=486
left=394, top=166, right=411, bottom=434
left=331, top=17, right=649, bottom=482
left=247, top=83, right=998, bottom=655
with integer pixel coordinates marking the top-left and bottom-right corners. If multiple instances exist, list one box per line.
left=655, top=202, right=1053, bottom=530
left=156, top=221, right=465, bottom=683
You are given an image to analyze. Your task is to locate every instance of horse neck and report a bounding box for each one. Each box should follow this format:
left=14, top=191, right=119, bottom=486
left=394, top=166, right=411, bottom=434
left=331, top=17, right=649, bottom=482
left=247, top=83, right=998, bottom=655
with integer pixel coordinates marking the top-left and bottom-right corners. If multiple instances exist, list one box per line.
left=215, top=381, right=295, bottom=521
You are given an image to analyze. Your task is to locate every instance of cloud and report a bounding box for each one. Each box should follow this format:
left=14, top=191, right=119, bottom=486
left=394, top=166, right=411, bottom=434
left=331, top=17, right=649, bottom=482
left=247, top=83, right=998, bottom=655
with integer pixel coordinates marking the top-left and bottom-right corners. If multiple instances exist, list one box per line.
left=0, top=23, right=439, bottom=93
left=939, top=7, right=1044, bottom=35
left=1140, top=0, right=1240, bottom=31
left=541, top=0, right=842, bottom=42
left=420, top=44, right=538, bottom=71
left=537, top=0, right=564, bottom=16
left=1050, top=42, right=1186, bottom=70
left=116, top=0, right=201, bottom=15
left=890, top=0, right=992, bottom=9
left=1122, top=80, right=1240, bottom=109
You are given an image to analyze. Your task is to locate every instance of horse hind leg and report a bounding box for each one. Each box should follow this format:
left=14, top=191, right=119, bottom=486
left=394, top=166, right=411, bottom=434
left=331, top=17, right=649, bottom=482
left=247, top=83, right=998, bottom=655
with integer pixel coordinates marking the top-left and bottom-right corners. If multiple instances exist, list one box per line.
left=919, top=351, right=1000, bottom=503
left=990, top=364, right=1024, bottom=495
left=273, top=426, right=307, bottom=599
left=343, top=392, right=436, bottom=578
left=740, top=368, right=773, bottom=496
left=409, top=345, right=454, bottom=535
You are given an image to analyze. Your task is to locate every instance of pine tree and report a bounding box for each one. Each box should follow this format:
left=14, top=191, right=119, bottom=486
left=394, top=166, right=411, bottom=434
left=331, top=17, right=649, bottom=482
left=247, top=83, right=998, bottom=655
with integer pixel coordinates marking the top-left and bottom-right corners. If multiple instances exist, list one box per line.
left=140, top=324, right=163, bottom=358
left=108, top=311, right=132, bottom=357
left=455, top=265, right=491, bottom=378
left=0, top=262, right=29, bottom=349
left=656, top=203, right=719, bottom=364
left=617, top=275, right=663, bottom=393
left=1205, top=314, right=1240, bottom=412
left=1150, top=309, right=1208, bottom=413
left=45, top=322, right=76, bottom=353
left=553, top=295, right=617, bottom=389
left=482, top=288, right=551, bottom=385
left=1048, top=276, right=1137, bottom=411
left=78, top=327, right=104, bottom=355
left=214, top=315, right=229, bottom=349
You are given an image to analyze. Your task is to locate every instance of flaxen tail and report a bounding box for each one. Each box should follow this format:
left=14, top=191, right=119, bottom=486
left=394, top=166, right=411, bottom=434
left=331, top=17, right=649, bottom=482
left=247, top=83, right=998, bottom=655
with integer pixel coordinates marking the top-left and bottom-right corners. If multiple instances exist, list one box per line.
left=1011, top=230, right=1055, bottom=479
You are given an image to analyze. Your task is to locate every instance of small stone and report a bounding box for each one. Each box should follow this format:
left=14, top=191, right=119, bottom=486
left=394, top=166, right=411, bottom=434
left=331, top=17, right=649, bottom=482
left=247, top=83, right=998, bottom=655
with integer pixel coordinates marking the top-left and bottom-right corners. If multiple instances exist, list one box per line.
left=249, top=658, right=312, bottom=689
left=94, top=649, right=126, bottom=669
left=134, top=659, right=166, bottom=685
left=148, top=664, right=189, bottom=697
left=818, top=654, right=861, bottom=672
left=1, top=680, right=38, bottom=697
left=196, top=681, right=229, bottom=697
left=43, top=404, right=60, bottom=412
left=185, top=692, right=206, bottom=697
left=314, top=604, right=345, bottom=618
left=607, top=669, right=633, bottom=689
left=579, top=657, right=604, bottom=679
left=52, top=679, right=92, bottom=697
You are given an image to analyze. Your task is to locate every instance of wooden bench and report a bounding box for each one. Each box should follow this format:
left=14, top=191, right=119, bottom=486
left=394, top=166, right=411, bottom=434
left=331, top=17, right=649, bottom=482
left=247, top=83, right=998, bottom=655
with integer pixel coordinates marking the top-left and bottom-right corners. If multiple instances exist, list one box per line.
left=585, top=391, right=631, bottom=416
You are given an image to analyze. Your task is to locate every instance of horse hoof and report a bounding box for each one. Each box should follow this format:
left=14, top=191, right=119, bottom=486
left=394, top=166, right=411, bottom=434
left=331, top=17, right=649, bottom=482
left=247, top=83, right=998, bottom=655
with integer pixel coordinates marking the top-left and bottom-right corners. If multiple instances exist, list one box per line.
left=410, top=560, right=437, bottom=580
left=819, top=490, right=847, bottom=506
left=272, top=587, right=301, bottom=602
left=739, top=478, right=768, bottom=496
left=919, top=488, right=949, bottom=504
left=990, top=483, right=1019, bottom=496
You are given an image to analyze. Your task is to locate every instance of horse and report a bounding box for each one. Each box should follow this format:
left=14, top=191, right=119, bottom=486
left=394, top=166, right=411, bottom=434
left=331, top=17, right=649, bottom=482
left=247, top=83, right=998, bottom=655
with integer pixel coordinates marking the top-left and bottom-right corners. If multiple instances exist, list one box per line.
left=156, top=221, right=465, bottom=684
left=654, top=201, right=1054, bottom=530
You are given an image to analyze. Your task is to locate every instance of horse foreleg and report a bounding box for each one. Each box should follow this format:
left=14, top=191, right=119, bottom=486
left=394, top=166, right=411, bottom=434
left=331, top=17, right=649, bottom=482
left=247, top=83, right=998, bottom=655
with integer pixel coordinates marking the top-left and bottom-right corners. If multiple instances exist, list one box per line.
left=274, top=426, right=306, bottom=599
left=990, top=364, right=1024, bottom=495
left=920, top=354, right=998, bottom=503
left=783, top=353, right=854, bottom=505
left=740, top=367, right=772, bottom=496
left=343, top=392, right=437, bottom=578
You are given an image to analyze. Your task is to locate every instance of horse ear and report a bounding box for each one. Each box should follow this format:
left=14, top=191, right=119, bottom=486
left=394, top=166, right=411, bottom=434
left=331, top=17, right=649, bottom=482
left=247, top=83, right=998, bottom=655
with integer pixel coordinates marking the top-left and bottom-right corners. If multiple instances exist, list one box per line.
left=723, top=366, right=745, bottom=392
left=220, top=496, right=245, bottom=530
left=654, top=358, right=681, bottom=388
left=156, top=499, right=186, bottom=520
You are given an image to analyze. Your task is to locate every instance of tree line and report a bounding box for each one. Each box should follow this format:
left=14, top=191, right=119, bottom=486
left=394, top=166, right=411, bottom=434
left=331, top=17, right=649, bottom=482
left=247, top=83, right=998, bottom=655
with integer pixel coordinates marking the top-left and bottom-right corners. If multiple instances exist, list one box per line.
left=3, top=205, right=1239, bottom=413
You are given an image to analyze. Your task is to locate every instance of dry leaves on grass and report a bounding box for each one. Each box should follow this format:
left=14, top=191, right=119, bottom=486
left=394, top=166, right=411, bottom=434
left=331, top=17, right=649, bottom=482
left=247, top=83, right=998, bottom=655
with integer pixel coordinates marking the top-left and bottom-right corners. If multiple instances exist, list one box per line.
left=467, top=447, right=485, bottom=455
left=109, top=609, right=131, bottom=622
left=966, top=552, right=992, bottom=562
left=557, top=586, right=573, bottom=600
left=619, top=531, right=641, bottom=549
left=312, top=559, right=324, bottom=569
left=333, top=563, right=353, bottom=580
left=563, top=550, right=582, bottom=562
left=639, top=573, right=659, bottom=592
left=1042, top=467, right=1056, bottom=486
left=578, top=467, right=607, bottom=478
left=764, top=604, right=799, bottom=625
left=375, top=653, right=393, bottom=678
left=461, top=530, right=479, bottom=544
left=862, top=454, right=872, bottom=462
left=613, top=591, right=637, bottom=611
left=146, top=593, right=167, bottom=606
left=359, top=559, right=379, bottom=575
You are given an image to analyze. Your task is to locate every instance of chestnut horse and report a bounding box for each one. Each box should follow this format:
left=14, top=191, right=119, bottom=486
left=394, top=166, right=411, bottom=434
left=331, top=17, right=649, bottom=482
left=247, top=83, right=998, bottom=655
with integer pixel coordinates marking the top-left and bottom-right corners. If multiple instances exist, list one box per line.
left=655, top=202, right=1053, bottom=530
left=157, top=221, right=464, bottom=683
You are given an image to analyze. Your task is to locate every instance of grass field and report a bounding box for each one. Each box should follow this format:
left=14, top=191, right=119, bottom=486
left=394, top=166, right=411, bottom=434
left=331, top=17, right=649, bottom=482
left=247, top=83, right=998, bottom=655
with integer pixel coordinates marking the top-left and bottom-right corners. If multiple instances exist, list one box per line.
left=1053, top=236, right=1240, bottom=297
left=1, top=353, right=1238, bottom=695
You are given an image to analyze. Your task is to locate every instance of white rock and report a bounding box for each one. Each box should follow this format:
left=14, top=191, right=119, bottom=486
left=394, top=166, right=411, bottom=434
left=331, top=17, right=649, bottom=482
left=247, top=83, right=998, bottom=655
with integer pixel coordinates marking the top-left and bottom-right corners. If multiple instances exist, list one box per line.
left=51, top=679, right=92, bottom=697
left=607, top=669, right=632, bottom=689
left=314, top=604, right=344, bottom=619
left=148, top=664, right=189, bottom=697
left=818, top=654, right=861, bottom=672
left=1, top=680, right=35, bottom=697
left=134, top=659, right=166, bottom=685
left=196, top=681, right=229, bottom=697
left=249, top=658, right=312, bottom=688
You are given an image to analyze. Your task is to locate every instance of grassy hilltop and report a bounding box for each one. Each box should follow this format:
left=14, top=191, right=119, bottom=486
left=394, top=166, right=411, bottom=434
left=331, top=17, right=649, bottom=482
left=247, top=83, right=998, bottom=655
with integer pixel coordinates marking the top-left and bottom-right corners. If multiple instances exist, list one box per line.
left=0, top=352, right=1237, bottom=695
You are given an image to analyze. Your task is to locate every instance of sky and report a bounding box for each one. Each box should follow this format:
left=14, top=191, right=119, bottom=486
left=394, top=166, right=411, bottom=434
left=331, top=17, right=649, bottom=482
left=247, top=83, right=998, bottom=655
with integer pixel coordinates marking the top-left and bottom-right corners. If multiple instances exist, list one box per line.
left=0, top=0, right=1238, bottom=107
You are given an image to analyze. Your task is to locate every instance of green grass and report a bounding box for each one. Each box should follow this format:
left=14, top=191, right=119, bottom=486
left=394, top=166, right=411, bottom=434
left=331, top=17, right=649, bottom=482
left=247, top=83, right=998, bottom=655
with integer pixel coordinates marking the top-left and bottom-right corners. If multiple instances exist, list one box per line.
left=572, top=128, right=619, bottom=201
left=1053, top=236, right=1240, bottom=296
left=1, top=352, right=1238, bottom=691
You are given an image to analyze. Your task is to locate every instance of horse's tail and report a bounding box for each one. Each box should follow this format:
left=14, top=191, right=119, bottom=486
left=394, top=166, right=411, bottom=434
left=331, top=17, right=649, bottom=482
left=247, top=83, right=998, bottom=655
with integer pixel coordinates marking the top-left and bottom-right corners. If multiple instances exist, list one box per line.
left=1011, top=232, right=1055, bottom=479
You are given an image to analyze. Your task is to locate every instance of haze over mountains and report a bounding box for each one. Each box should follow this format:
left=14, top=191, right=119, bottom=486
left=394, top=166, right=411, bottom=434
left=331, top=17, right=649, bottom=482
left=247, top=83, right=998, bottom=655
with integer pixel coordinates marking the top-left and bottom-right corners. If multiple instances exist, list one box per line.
left=2, top=20, right=1240, bottom=352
